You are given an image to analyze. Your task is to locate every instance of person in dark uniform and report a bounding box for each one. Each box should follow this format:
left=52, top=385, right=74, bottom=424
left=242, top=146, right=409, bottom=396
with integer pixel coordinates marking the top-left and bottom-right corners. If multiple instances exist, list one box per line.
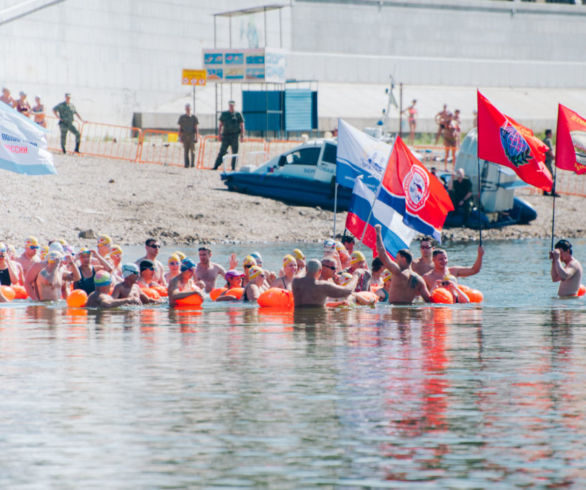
left=53, top=93, right=84, bottom=154
left=213, top=100, right=245, bottom=170
left=178, top=103, right=199, bottom=168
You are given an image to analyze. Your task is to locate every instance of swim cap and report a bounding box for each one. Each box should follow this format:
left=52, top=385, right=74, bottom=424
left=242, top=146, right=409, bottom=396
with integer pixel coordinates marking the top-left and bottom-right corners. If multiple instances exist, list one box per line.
left=63, top=245, right=75, bottom=256
left=243, top=255, right=257, bottom=267
left=334, top=241, right=346, bottom=253
left=0, top=243, right=6, bottom=253
left=283, top=254, right=297, bottom=268
left=122, top=263, right=139, bottom=278
left=174, top=251, right=186, bottom=261
left=323, top=239, right=336, bottom=250
left=180, top=258, right=196, bottom=272
left=139, top=259, right=155, bottom=272
left=168, top=254, right=180, bottom=264
left=49, top=241, right=64, bottom=253
left=25, top=236, right=39, bottom=247
left=225, top=269, right=244, bottom=280
left=40, top=246, right=49, bottom=260
left=292, top=249, right=305, bottom=260
left=79, top=247, right=91, bottom=255
left=381, top=269, right=393, bottom=283
left=248, top=265, right=264, bottom=280
left=47, top=250, right=62, bottom=263
left=250, top=252, right=263, bottom=264
left=350, top=251, right=366, bottom=265
left=94, top=270, right=112, bottom=287
left=97, top=234, right=112, bottom=247
left=109, top=245, right=123, bottom=256
left=338, top=272, right=354, bottom=286
left=443, top=274, right=457, bottom=283
left=57, top=238, right=67, bottom=246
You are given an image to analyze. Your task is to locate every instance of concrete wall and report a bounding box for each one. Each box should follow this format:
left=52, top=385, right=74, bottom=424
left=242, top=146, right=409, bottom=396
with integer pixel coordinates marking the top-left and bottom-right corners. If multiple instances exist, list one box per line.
left=288, top=0, right=586, bottom=87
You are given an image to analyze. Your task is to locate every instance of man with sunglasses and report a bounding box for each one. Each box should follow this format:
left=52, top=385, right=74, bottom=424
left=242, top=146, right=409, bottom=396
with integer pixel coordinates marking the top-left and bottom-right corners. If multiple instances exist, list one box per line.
left=135, top=238, right=166, bottom=286
left=17, top=236, right=41, bottom=275
left=412, top=236, right=435, bottom=276
left=320, top=257, right=337, bottom=282
left=195, top=246, right=226, bottom=293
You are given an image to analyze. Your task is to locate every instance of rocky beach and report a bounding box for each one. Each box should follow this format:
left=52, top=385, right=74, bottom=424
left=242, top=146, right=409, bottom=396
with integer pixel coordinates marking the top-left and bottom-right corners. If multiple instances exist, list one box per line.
left=1, top=153, right=584, bottom=247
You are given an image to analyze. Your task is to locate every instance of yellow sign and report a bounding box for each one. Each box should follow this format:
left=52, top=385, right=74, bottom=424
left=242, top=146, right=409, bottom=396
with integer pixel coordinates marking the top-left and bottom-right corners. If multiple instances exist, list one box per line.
left=182, top=69, right=207, bottom=86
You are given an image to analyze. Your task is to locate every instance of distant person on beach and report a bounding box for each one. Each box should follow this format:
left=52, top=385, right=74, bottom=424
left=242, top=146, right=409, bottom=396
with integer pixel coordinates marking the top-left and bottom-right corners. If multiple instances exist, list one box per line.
left=435, top=104, right=449, bottom=144
left=15, top=91, right=31, bottom=117
left=168, top=258, right=204, bottom=307
left=412, top=236, right=435, bottom=276
left=86, top=270, right=140, bottom=308
left=213, top=100, right=245, bottom=171
left=53, top=93, right=84, bottom=154
left=292, top=259, right=357, bottom=307
left=449, top=168, right=473, bottom=219
left=443, top=113, right=457, bottom=166
left=0, top=87, right=15, bottom=107
left=423, top=246, right=484, bottom=291
left=135, top=238, right=166, bottom=286
left=403, top=99, right=417, bottom=144
left=453, top=109, right=462, bottom=147
left=374, top=225, right=433, bottom=304
left=195, top=246, right=226, bottom=293
left=178, top=103, right=199, bottom=168
left=550, top=239, right=583, bottom=297
left=32, top=96, right=47, bottom=127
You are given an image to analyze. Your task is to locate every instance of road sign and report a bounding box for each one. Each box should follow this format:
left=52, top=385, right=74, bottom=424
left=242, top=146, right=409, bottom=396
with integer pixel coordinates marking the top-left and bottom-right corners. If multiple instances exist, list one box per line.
left=182, top=69, right=207, bottom=86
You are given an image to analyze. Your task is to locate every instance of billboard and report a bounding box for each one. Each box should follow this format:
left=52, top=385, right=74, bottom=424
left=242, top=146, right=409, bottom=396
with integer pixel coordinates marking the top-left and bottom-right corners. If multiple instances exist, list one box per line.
left=203, top=48, right=286, bottom=83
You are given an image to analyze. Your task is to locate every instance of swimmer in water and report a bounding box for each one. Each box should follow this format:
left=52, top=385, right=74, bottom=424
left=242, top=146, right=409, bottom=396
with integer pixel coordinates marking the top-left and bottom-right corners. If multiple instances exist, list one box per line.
left=292, top=249, right=306, bottom=277
left=108, top=245, right=123, bottom=280
left=165, top=254, right=181, bottom=283
left=423, top=246, right=484, bottom=291
left=0, top=243, right=20, bottom=286
left=242, top=266, right=268, bottom=303
left=135, top=238, right=166, bottom=286
left=112, top=264, right=155, bottom=304
left=17, top=236, right=40, bottom=275
left=242, top=255, right=257, bottom=286
left=35, top=250, right=81, bottom=301
left=86, top=270, right=141, bottom=308
left=319, top=256, right=338, bottom=282
left=292, top=259, right=357, bottom=307
left=168, top=258, right=204, bottom=307
left=412, top=236, right=435, bottom=276
left=347, top=251, right=372, bottom=292
left=216, top=269, right=245, bottom=301
left=271, top=254, right=297, bottom=290
left=195, top=246, right=226, bottom=293
left=550, top=239, right=583, bottom=297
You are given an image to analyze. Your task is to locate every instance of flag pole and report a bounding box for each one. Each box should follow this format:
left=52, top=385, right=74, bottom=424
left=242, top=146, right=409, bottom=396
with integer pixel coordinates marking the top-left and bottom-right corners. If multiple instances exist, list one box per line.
left=477, top=154, right=483, bottom=246
left=360, top=179, right=383, bottom=243
left=550, top=165, right=557, bottom=251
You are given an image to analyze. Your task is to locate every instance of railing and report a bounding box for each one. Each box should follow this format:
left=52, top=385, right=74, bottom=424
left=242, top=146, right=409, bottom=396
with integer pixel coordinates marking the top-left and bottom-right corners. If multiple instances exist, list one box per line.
left=138, top=129, right=185, bottom=167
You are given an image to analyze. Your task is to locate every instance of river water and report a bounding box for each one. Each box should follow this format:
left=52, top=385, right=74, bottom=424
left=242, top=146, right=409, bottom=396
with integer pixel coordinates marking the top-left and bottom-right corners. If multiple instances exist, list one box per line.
left=1, top=239, right=585, bottom=488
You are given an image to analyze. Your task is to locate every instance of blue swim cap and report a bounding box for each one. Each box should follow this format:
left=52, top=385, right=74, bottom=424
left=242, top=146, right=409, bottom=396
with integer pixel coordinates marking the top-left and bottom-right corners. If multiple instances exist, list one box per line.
left=180, top=258, right=196, bottom=272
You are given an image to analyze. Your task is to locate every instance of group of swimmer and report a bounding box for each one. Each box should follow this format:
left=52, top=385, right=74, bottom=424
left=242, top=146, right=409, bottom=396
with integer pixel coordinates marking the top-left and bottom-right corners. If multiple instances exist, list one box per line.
left=0, top=228, right=582, bottom=308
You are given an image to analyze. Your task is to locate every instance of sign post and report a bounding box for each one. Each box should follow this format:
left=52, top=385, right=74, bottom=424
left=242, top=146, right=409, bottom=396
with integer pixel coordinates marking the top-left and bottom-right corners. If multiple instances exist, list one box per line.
left=181, top=69, right=207, bottom=113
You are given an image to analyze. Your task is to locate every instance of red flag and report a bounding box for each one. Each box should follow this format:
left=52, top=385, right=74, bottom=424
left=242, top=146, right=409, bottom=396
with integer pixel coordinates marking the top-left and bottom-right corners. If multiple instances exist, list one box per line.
left=477, top=91, right=553, bottom=192
left=380, top=136, right=454, bottom=242
left=556, top=104, right=586, bottom=175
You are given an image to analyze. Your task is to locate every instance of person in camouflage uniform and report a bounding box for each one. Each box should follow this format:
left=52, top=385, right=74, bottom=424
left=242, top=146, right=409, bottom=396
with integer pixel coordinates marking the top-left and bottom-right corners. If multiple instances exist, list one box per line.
left=213, top=100, right=245, bottom=170
left=53, top=93, right=84, bottom=154
left=178, top=103, right=199, bottom=168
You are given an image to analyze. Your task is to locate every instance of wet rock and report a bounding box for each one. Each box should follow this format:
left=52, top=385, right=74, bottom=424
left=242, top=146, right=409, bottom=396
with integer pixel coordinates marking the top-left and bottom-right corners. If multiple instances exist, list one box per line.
left=79, top=229, right=96, bottom=239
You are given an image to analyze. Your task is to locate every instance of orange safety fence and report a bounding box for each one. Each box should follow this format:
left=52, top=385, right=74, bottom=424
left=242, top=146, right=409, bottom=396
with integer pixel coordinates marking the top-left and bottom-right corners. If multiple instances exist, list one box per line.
left=196, top=136, right=268, bottom=170
left=138, top=129, right=187, bottom=167
left=79, top=121, right=142, bottom=161
left=265, top=140, right=304, bottom=161
left=555, top=172, right=586, bottom=197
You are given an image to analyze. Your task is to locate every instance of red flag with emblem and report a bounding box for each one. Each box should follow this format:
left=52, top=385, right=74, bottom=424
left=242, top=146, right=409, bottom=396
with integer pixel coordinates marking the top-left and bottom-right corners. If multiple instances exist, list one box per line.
left=556, top=104, right=586, bottom=175
left=477, top=91, right=553, bottom=192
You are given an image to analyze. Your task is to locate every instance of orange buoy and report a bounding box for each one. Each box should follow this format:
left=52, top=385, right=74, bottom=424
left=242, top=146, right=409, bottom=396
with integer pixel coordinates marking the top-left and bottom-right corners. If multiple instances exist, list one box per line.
left=66, top=289, right=88, bottom=307
left=142, top=288, right=161, bottom=300
left=432, top=287, right=454, bottom=304
left=175, top=292, right=204, bottom=307
left=225, top=287, right=244, bottom=300
left=0, top=286, right=15, bottom=301
left=257, top=288, right=294, bottom=309
left=355, top=291, right=378, bottom=305
left=11, top=285, right=27, bottom=300
left=210, top=287, right=227, bottom=301
left=457, top=284, right=483, bottom=303
left=578, top=284, right=586, bottom=297
left=152, top=285, right=168, bottom=297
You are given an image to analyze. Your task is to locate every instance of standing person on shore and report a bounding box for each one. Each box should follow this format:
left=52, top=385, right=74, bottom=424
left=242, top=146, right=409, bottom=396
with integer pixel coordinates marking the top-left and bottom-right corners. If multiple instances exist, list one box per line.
left=213, top=100, right=245, bottom=171
left=32, top=96, right=47, bottom=128
left=550, top=239, right=583, bottom=297
left=402, top=99, right=417, bottom=144
left=0, top=87, right=15, bottom=107
left=453, top=109, right=462, bottom=148
left=15, top=91, right=31, bottom=117
left=178, top=103, right=199, bottom=168
left=53, top=93, right=84, bottom=154
left=435, top=104, right=449, bottom=144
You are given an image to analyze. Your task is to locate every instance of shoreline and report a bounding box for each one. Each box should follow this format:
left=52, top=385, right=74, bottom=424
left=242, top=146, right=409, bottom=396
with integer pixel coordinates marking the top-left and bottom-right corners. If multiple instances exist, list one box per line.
left=1, top=153, right=584, bottom=248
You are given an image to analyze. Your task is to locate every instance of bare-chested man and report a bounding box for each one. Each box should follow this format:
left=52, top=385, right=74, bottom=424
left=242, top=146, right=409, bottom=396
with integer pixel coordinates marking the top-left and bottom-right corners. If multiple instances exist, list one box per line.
left=168, top=258, right=204, bottom=307
left=86, top=270, right=141, bottom=308
left=35, top=251, right=81, bottom=301
left=550, top=239, right=583, bottom=297
left=292, top=259, right=357, bottom=307
left=423, top=246, right=484, bottom=290
left=135, top=238, right=166, bottom=286
left=434, top=104, right=450, bottom=144
left=375, top=225, right=433, bottom=304
left=17, top=236, right=41, bottom=275
left=319, top=256, right=338, bottom=282
left=412, top=236, right=435, bottom=276
left=112, top=264, right=154, bottom=304
left=195, top=246, right=226, bottom=293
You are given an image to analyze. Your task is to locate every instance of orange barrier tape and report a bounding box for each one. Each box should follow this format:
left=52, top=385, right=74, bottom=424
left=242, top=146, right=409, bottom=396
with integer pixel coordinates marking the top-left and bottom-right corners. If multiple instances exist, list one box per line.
left=138, top=129, right=188, bottom=167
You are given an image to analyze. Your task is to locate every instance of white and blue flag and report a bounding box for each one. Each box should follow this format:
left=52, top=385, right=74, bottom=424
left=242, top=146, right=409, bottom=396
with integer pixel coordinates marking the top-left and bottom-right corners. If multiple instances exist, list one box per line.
left=0, top=102, right=56, bottom=175
left=336, top=119, right=390, bottom=191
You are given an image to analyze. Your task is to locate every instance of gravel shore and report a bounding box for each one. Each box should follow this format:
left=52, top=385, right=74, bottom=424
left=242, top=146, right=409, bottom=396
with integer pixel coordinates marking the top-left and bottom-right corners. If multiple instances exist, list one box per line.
left=1, top=153, right=584, bottom=247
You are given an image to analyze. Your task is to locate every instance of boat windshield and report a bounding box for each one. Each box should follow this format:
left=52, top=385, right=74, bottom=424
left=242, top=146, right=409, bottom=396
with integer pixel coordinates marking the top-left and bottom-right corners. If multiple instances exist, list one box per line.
left=287, top=147, right=321, bottom=166
left=322, top=143, right=337, bottom=164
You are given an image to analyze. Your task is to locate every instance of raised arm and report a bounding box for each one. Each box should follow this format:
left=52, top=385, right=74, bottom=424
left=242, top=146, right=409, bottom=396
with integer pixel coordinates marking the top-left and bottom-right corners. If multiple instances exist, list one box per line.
left=375, top=224, right=401, bottom=274
left=450, top=245, right=484, bottom=278
left=549, top=250, right=576, bottom=282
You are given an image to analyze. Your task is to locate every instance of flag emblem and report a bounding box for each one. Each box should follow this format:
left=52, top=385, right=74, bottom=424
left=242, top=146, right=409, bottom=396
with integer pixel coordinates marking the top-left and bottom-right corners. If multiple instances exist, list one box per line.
left=570, top=131, right=586, bottom=166
left=500, top=123, right=533, bottom=168
left=403, top=165, right=430, bottom=212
